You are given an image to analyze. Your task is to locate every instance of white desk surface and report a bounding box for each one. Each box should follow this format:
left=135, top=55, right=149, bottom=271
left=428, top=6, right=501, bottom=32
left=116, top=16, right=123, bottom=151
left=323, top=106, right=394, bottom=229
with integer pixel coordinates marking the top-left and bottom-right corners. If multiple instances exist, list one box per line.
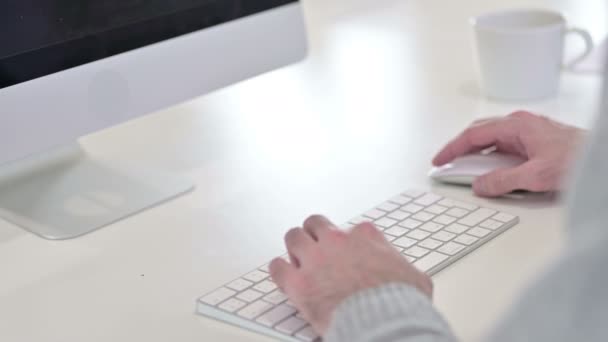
left=1, top=0, right=606, bottom=341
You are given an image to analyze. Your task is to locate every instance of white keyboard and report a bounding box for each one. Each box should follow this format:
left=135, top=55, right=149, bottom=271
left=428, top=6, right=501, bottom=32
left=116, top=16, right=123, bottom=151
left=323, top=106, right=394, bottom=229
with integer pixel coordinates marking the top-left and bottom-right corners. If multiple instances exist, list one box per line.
left=196, top=190, right=519, bottom=341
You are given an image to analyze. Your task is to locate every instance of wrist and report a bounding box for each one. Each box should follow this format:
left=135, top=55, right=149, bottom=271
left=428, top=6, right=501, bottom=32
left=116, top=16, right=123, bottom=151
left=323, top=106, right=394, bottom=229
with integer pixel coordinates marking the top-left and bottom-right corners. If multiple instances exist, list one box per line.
left=325, top=283, right=453, bottom=342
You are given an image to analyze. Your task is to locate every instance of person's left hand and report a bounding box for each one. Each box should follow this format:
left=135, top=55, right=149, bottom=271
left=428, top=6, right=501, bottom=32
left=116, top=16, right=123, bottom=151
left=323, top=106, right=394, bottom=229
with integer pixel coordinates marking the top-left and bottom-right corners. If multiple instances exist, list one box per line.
left=269, top=215, right=433, bottom=335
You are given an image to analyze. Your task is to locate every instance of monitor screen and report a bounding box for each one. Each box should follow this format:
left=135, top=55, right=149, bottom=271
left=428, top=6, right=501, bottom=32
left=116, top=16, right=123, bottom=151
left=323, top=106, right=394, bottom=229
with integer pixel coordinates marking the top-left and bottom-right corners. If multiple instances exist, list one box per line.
left=0, top=0, right=297, bottom=90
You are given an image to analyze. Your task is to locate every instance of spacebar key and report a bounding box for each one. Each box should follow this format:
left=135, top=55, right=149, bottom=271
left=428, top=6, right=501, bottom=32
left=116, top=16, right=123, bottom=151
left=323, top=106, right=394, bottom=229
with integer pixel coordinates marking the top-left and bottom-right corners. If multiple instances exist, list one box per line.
left=413, top=252, right=449, bottom=273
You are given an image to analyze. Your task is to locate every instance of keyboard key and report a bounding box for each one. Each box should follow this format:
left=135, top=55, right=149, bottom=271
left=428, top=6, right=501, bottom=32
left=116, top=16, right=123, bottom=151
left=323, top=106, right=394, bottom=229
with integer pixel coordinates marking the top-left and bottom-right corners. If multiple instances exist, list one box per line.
left=454, top=234, right=479, bottom=245
left=433, top=214, right=457, bottom=225
left=438, top=242, right=466, bottom=256
left=426, top=205, right=448, bottom=215
left=237, top=300, right=274, bottom=319
left=219, top=298, right=247, bottom=313
left=445, top=207, right=470, bottom=218
left=414, top=193, right=442, bottom=206
left=295, top=326, right=319, bottom=341
left=394, top=236, right=417, bottom=248
left=402, top=190, right=425, bottom=198
left=384, top=226, right=409, bottom=237
left=196, top=190, right=520, bottom=342
left=383, top=233, right=396, bottom=242
left=493, top=212, right=516, bottom=222
left=387, top=210, right=411, bottom=221
left=244, top=270, right=268, bottom=283
left=349, top=216, right=368, bottom=225
left=375, top=217, right=398, bottom=228
left=407, top=229, right=431, bottom=240
left=401, top=203, right=424, bottom=213
left=419, top=222, right=443, bottom=233
left=254, top=280, right=277, bottom=293
left=227, top=278, right=253, bottom=292
left=403, top=254, right=418, bottom=263
left=445, top=223, right=469, bottom=234
left=448, top=200, right=478, bottom=211
left=419, top=238, right=443, bottom=250
left=437, top=199, right=456, bottom=207
left=256, top=304, right=297, bottom=327
left=276, top=316, right=309, bottom=335
left=237, top=289, right=264, bottom=303
left=364, top=209, right=386, bottom=220
left=389, top=195, right=412, bottom=205
left=377, top=202, right=400, bottom=212
left=459, top=208, right=497, bottom=226
left=414, top=252, right=449, bottom=272
left=264, top=290, right=289, bottom=305
left=404, top=246, right=430, bottom=258
left=468, top=227, right=492, bottom=238
left=480, top=219, right=504, bottom=230
left=201, top=287, right=236, bottom=306
left=412, top=211, right=435, bottom=222
left=439, top=199, right=478, bottom=211
left=432, top=231, right=456, bottom=242
left=399, top=218, right=423, bottom=229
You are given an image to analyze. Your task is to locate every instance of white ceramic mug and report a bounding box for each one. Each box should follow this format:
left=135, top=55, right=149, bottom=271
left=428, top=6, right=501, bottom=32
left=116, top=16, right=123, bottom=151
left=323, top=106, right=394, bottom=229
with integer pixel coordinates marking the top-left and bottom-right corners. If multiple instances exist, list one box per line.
left=472, top=9, right=593, bottom=101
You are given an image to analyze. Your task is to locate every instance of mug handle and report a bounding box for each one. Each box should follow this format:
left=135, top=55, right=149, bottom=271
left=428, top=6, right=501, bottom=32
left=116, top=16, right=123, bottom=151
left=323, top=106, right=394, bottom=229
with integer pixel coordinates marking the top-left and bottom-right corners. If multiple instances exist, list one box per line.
left=564, top=27, right=594, bottom=70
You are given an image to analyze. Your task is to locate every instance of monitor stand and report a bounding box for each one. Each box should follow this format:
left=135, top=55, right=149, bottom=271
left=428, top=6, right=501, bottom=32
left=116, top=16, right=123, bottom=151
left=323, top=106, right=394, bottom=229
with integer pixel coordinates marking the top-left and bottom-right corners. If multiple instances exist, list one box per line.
left=0, top=144, right=194, bottom=240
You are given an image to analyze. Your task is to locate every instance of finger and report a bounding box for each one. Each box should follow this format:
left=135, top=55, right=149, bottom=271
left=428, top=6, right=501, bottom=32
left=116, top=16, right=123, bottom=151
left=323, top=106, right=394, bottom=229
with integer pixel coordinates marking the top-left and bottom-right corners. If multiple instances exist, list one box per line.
left=433, top=119, right=515, bottom=166
left=472, top=116, right=501, bottom=125
left=472, top=162, right=537, bottom=197
left=350, top=221, right=383, bottom=241
left=303, top=215, right=336, bottom=241
left=269, top=257, right=295, bottom=290
left=284, top=227, right=316, bottom=263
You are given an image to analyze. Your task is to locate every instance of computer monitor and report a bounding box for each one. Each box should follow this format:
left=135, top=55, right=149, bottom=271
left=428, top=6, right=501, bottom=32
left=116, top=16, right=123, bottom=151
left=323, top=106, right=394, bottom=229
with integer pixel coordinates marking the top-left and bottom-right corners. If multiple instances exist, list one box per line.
left=0, top=1, right=307, bottom=240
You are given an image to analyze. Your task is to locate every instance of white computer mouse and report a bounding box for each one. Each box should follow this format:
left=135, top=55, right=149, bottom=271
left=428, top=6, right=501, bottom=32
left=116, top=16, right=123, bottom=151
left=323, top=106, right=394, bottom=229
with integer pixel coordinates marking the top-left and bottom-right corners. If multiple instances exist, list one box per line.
left=429, top=152, right=526, bottom=185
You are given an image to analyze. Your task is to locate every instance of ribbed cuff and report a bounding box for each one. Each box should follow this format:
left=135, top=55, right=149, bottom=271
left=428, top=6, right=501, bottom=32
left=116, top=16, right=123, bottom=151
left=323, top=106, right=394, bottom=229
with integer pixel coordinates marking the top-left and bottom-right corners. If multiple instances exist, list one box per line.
left=325, top=283, right=456, bottom=342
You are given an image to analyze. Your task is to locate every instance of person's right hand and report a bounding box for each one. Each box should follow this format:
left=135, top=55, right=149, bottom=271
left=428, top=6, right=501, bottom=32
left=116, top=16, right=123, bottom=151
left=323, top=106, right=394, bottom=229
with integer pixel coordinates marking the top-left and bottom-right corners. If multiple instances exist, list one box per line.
left=433, top=111, right=587, bottom=197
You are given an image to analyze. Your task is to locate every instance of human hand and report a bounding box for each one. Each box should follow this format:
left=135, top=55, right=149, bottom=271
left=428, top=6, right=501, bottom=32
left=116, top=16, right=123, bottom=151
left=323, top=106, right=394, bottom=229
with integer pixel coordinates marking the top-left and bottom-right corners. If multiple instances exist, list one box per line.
left=269, top=215, right=432, bottom=335
left=433, top=111, right=586, bottom=197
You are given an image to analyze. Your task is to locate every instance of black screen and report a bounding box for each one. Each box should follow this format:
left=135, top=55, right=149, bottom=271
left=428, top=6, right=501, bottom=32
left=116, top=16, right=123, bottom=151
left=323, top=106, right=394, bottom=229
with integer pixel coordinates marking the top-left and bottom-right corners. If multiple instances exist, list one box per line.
left=0, top=0, right=296, bottom=89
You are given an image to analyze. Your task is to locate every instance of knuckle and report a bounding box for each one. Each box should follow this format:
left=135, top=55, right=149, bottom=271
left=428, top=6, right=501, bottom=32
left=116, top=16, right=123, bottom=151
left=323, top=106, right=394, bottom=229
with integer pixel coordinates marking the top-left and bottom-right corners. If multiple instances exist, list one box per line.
left=327, top=229, right=347, bottom=243
left=308, top=248, right=326, bottom=266
left=527, top=163, right=557, bottom=192
left=304, top=214, right=334, bottom=230
left=304, top=214, right=324, bottom=226
left=495, top=171, right=513, bottom=187
left=288, top=272, right=309, bottom=291
left=462, top=126, right=476, bottom=140
left=268, top=259, right=287, bottom=285
left=462, top=126, right=482, bottom=146
left=353, top=221, right=381, bottom=237
left=269, top=258, right=283, bottom=274
left=481, top=175, right=502, bottom=194
left=284, top=227, right=299, bottom=240
left=509, top=110, right=533, bottom=119
left=284, top=227, right=303, bottom=246
left=528, top=174, right=552, bottom=192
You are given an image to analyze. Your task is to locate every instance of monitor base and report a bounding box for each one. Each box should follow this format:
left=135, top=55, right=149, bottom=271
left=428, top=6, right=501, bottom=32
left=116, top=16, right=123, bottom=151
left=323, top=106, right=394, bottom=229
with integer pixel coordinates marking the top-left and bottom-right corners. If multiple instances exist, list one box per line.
left=0, top=145, right=194, bottom=240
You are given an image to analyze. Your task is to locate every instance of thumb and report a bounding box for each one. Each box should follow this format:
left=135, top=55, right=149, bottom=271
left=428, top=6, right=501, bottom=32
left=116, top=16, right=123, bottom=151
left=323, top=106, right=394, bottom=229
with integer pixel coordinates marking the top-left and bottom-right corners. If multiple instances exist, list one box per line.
left=473, top=163, right=533, bottom=197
